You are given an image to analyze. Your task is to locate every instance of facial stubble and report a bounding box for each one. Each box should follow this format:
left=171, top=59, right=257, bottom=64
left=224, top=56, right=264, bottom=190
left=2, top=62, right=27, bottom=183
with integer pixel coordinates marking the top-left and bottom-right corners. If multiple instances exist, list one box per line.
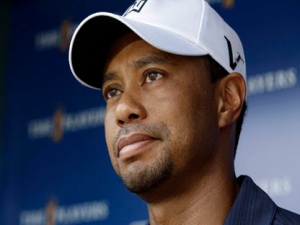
left=113, top=122, right=174, bottom=194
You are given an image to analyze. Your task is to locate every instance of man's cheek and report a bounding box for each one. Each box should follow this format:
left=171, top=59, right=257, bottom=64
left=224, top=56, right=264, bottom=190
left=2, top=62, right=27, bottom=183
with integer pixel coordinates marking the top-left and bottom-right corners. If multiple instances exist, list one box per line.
left=104, top=116, right=116, bottom=146
left=110, top=153, right=120, bottom=175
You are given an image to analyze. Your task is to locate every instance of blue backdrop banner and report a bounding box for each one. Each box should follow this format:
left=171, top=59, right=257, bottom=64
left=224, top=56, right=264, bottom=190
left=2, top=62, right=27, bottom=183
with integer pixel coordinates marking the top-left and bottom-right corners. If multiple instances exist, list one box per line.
left=1, top=0, right=299, bottom=224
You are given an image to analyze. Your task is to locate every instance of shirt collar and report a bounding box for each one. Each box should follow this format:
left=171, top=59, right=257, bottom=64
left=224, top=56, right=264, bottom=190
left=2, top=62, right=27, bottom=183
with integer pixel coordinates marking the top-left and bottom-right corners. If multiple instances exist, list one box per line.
left=224, top=175, right=277, bottom=225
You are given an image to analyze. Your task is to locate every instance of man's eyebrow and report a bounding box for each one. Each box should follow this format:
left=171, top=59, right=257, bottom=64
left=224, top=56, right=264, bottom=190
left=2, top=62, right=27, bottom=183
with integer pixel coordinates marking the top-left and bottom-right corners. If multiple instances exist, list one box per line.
left=102, top=53, right=173, bottom=87
left=102, top=72, right=118, bottom=87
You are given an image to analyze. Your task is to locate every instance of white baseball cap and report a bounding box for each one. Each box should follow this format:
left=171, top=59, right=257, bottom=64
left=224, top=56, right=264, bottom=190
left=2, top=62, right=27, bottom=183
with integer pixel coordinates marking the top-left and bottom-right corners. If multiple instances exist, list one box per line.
left=69, top=0, right=246, bottom=90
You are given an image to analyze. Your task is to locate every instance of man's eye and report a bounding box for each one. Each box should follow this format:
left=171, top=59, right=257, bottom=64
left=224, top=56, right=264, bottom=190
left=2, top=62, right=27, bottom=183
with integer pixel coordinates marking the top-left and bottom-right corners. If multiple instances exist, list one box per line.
left=104, top=88, right=121, bottom=100
left=145, top=71, right=163, bottom=83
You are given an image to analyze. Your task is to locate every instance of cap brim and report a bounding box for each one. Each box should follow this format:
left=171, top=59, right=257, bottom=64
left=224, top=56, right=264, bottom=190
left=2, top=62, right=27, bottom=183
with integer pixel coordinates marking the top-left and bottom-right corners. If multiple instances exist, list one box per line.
left=69, top=12, right=208, bottom=90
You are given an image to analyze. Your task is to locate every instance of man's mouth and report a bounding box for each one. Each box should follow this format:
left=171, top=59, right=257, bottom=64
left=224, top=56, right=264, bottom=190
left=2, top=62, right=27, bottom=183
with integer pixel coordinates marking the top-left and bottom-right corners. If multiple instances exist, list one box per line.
left=117, top=133, right=157, bottom=158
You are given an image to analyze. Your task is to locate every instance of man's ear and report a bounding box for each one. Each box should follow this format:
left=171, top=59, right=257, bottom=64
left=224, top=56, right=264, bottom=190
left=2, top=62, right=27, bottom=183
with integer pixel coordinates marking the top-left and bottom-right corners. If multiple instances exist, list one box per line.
left=216, top=73, right=246, bottom=128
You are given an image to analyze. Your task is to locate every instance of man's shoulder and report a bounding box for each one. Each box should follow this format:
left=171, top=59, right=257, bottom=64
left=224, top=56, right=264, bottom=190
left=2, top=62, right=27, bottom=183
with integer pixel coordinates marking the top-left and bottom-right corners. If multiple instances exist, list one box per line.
left=225, top=176, right=300, bottom=225
left=273, top=207, right=300, bottom=225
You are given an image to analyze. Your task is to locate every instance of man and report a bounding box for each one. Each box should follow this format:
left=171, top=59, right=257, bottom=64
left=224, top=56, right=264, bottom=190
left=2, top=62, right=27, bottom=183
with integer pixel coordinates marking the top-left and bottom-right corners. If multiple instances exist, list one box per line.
left=69, top=0, right=300, bottom=224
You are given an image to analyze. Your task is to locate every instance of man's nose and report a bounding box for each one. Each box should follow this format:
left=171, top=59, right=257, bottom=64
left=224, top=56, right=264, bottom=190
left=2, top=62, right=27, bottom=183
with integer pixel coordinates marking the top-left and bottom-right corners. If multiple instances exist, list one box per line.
left=115, top=92, right=146, bottom=127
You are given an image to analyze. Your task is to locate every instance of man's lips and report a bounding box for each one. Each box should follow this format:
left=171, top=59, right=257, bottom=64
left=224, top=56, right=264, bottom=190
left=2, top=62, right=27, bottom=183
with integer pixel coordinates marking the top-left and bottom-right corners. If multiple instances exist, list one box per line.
left=117, top=133, right=156, bottom=158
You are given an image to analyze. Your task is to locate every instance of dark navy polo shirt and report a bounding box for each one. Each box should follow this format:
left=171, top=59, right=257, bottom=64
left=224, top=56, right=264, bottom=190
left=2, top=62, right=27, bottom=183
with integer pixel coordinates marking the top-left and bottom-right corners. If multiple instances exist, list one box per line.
left=224, top=175, right=300, bottom=225
left=146, top=176, right=300, bottom=224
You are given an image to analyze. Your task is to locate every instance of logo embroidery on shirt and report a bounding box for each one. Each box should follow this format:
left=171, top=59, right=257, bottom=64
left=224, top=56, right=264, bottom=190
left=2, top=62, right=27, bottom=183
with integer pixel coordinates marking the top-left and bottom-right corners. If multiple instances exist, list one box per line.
left=123, top=0, right=148, bottom=16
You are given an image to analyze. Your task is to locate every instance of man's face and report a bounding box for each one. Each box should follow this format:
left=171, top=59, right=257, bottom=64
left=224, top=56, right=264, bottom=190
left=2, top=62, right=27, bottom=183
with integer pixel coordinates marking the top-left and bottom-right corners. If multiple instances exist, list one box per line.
left=102, top=33, right=220, bottom=195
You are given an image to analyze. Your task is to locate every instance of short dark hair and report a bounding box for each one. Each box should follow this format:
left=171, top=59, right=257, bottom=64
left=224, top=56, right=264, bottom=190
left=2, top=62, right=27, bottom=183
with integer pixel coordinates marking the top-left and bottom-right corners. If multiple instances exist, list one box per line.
left=203, top=55, right=247, bottom=157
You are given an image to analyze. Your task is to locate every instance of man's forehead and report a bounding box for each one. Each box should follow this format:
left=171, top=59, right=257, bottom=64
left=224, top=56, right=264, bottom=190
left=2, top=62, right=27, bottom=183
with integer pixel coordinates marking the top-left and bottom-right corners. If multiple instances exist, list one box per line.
left=107, top=32, right=142, bottom=56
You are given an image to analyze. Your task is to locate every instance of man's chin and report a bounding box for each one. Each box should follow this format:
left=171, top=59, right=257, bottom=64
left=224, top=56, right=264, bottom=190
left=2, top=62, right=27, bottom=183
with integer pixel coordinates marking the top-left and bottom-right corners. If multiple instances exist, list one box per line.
left=120, top=160, right=173, bottom=195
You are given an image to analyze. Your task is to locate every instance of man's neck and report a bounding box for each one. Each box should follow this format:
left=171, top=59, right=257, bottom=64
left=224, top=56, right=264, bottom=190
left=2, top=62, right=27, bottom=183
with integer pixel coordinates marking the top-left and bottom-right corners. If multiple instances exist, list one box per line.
left=145, top=169, right=239, bottom=225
